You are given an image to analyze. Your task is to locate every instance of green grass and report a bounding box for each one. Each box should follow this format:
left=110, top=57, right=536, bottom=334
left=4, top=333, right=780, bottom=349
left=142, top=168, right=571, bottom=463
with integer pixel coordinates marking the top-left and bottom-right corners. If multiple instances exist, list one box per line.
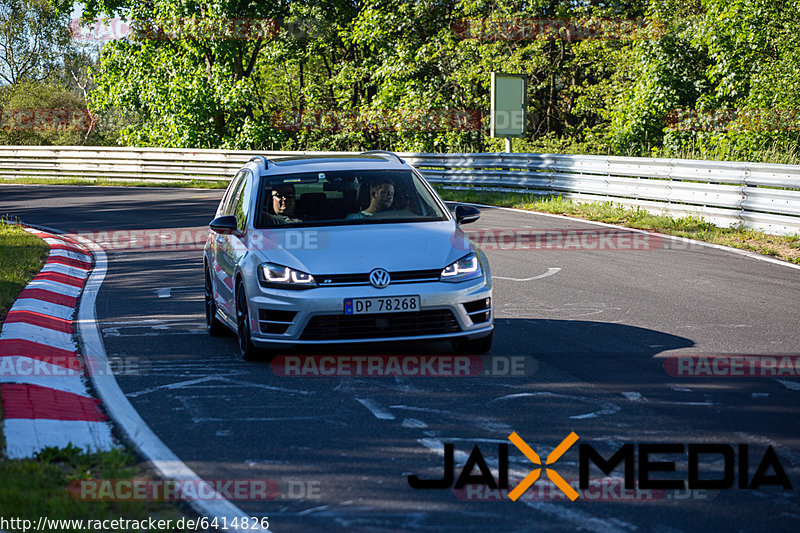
left=436, top=188, right=800, bottom=265
left=0, top=220, right=49, bottom=324
left=0, top=446, right=192, bottom=532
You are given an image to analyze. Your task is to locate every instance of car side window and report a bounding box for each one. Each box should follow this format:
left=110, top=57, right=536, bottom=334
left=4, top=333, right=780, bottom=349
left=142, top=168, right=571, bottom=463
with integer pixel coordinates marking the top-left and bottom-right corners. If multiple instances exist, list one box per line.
left=232, top=169, right=254, bottom=232
left=221, top=171, right=246, bottom=217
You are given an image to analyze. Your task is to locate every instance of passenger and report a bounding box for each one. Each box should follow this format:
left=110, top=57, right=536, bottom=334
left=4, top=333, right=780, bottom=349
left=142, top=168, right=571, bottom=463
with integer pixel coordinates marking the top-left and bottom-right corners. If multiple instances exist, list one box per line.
left=348, top=178, right=394, bottom=219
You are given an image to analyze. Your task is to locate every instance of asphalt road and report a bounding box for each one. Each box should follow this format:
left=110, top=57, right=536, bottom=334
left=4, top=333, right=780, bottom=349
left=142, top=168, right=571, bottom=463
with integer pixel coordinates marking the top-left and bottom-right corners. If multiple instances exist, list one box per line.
left=3, top=184, right=800, bottom=532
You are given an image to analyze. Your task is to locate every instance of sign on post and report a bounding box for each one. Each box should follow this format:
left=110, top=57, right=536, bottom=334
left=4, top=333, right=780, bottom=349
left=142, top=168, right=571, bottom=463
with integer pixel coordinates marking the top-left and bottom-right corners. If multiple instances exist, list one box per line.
left=490, top=73, right=526, bottom=152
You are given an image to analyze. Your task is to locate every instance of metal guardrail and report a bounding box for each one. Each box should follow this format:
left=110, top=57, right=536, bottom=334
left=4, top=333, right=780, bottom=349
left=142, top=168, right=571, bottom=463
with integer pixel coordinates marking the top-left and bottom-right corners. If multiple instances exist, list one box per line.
left=1, top=146, right=799, bottom=235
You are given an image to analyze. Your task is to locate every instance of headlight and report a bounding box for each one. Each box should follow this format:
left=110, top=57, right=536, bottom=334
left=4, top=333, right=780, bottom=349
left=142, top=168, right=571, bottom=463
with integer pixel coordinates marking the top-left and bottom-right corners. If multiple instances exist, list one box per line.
left=259, top=262, right=317, bottom=289
left=440, top=253, right=482, bottom=282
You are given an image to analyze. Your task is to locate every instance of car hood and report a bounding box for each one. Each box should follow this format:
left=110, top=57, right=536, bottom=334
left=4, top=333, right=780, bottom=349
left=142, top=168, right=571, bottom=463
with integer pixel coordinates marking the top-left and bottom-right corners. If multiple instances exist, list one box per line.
left=251, top=221, right=472, bottom=274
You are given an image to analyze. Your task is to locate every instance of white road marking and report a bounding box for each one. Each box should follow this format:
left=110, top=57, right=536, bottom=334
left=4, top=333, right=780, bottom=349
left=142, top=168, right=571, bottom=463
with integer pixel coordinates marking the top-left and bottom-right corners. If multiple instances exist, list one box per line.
left=416, top=438, right=470, bottom=464
left=128, top=376, right=312, bottom=398
left=296, top=505, right=330, bottom=516
left=493, top=267, right=561, bottom=282
left=127, top=376, right=219, bottom=397
left=775, top=379, right=800, bottom=391
left=570, top=408, right=619, bottom=420
left=401, top=418, right=428, bottom=428
left=621, top=391, right=644, bottom=401
left=489, top=391, right=621, bottom=420
left=648, top=401, right=715, bottom=406
left=390, top=405, right=451, bottom=414
left=155, top=286, right=203, bottom=298
left=354, top=397, right=395, bottom=420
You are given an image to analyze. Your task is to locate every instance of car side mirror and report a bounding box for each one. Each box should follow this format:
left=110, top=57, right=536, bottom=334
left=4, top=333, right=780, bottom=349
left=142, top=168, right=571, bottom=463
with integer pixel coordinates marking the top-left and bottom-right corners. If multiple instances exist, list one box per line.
left=209, top=215, right=238, bottom=234
left=454, top=204, right=480, bottom=225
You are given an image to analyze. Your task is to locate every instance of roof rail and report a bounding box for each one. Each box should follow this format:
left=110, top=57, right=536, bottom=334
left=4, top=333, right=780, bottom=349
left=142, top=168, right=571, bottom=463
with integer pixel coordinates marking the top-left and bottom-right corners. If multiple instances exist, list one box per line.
left=360, top=150, right=405, bottom=164
left=249, top=156, right=274, bottom=168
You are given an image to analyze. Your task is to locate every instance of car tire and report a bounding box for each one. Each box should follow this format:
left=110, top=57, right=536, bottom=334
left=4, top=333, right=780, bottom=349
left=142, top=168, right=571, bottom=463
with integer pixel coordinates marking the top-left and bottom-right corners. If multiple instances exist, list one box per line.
left=236, top=281, right=260, bottom=361
left=205, top=266, right=227, bottom=337
left=451, top=331, right=493, bottom=355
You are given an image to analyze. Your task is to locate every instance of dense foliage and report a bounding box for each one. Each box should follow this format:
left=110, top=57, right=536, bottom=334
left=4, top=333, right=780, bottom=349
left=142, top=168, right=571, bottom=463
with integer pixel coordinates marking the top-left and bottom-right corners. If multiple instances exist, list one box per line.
left=0, top=0, right=797, bottom=160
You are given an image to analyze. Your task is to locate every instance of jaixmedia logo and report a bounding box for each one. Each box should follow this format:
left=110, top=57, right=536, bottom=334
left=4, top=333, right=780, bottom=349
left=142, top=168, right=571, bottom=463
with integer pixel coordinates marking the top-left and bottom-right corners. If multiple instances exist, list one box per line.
left=408, top=432, right=792, bottom=501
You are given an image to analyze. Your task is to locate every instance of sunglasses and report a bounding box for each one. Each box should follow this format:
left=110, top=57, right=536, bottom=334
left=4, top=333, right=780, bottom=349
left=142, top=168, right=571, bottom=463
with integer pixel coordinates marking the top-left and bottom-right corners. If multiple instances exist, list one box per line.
left=272, top=191, right=295, bottom=200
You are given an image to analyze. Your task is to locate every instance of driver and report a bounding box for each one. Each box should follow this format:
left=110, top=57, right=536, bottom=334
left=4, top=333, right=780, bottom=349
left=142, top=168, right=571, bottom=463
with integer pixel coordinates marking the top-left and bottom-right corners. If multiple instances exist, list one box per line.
left=263, top=183, right=302, bottom=224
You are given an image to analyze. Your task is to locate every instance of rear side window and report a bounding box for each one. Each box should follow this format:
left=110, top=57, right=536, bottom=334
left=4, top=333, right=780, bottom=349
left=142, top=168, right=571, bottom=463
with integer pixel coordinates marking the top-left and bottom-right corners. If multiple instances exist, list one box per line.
left=221, top=171, right=246, bottom=217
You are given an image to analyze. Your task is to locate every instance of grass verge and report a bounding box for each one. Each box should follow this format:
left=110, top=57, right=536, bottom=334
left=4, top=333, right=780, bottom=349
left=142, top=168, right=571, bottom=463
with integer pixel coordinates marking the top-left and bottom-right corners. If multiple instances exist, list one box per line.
left=0, top=220, right=49, bottom=324
left=436, top=188, right=800, bottom=265
left=0, top=446, right=194, bottom=532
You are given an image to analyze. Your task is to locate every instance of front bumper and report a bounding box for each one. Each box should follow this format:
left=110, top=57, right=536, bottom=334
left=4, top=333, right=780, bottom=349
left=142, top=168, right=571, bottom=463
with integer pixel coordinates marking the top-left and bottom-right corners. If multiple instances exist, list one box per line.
left=244, top=277, right=493, bottom=347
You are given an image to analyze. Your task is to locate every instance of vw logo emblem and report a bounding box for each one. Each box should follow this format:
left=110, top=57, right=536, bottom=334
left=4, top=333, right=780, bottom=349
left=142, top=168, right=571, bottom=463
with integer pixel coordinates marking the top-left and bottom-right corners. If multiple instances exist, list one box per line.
left=369, top=268, right=391, bottom=289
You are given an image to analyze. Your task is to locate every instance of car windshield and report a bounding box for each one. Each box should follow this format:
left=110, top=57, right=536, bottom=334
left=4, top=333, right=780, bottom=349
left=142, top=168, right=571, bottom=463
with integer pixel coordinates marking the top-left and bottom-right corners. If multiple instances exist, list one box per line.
left=256, top=169, right=449, bottom=228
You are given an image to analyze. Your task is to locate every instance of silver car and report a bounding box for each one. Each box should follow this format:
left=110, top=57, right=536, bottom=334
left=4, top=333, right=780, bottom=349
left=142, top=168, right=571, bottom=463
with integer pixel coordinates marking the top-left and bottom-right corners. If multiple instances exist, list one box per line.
left=204, top=151, right=493, bottom=360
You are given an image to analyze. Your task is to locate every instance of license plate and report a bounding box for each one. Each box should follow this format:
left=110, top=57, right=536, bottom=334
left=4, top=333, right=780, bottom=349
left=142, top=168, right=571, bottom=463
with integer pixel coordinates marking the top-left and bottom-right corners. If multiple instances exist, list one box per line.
left=344, top=295, right=421, bottom=315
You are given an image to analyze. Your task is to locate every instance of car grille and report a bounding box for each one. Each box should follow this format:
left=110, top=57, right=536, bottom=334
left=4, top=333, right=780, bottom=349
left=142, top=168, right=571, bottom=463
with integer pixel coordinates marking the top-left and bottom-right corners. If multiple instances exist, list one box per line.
left=315, top=269, right=442, bottom=287
left=300, top=309, right=461, bottom=340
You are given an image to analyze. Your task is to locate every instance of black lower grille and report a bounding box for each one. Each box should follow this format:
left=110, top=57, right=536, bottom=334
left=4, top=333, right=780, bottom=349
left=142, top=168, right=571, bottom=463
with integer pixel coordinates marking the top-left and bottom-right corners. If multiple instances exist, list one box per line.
left=300, top=310, right=461, bottom=340
left=258, top=309, right=296, bottom=335
left=463, top=297, right=491, bottom=324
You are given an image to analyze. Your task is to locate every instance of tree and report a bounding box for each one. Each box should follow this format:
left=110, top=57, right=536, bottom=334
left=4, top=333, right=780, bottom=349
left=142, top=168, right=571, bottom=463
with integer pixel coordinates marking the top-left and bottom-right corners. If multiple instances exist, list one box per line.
left=0, top=80, right=93, bottom=145
left=88, top=0, right=291, bottom=148
left=0, top=0, right=76, bottom=85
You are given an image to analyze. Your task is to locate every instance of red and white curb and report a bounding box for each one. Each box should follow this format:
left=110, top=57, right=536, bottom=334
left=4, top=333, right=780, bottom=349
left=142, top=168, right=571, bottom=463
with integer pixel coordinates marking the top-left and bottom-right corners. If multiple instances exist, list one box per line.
left=0, top=228, right=114, bottom=459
